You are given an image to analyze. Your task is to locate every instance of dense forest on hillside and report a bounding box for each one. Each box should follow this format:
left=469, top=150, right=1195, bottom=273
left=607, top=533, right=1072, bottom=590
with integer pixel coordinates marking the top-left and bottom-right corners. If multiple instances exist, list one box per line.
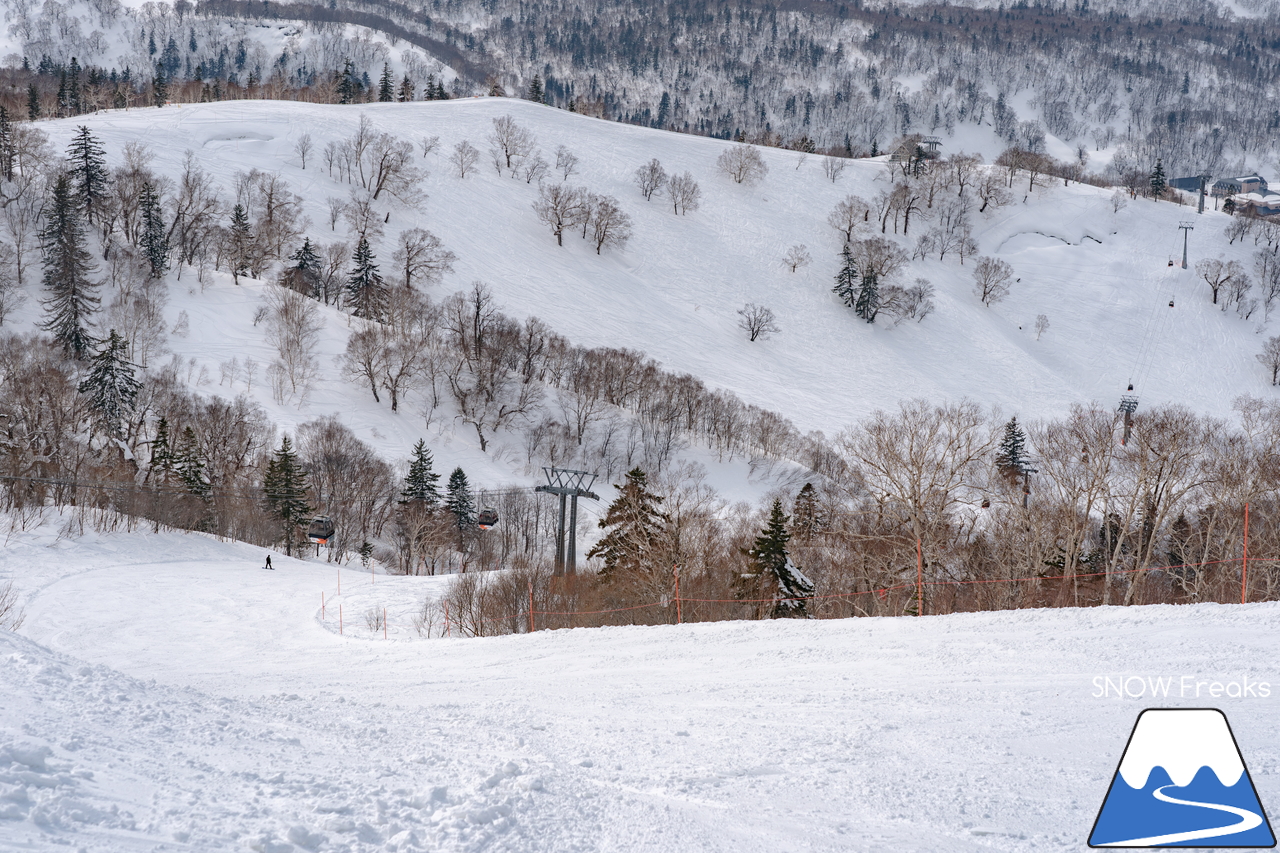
left=6, top=0, right=1280, bottom=177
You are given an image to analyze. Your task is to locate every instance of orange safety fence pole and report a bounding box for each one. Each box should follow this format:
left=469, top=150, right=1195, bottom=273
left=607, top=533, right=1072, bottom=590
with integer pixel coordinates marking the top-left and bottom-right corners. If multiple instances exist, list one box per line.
left=339, top=604, right=343, bottom=635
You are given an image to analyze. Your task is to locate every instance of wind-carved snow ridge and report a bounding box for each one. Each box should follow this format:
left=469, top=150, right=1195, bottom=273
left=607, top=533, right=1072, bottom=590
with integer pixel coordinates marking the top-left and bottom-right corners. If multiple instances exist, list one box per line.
left=1117, top=709, right=1246, bottom=789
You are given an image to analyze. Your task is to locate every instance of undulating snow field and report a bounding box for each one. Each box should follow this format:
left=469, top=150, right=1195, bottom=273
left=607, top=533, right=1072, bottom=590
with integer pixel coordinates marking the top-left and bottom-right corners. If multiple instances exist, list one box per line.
left=15, top=98, right=1274, bottom=448
left=3, top=517, right=1280, bottom=852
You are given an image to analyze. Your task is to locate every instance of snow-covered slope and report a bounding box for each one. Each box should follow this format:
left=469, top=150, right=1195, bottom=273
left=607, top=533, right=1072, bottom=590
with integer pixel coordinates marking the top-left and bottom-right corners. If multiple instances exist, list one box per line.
left=14, top=98, right=1271, bottom=454
left=3, top=517, right=1279, bottom=852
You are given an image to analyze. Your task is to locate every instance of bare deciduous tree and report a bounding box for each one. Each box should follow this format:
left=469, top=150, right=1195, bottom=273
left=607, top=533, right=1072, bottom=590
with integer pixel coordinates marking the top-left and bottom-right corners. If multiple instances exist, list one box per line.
left=822, top=156, right=846, bottom=182
left=1035, top=314, right=1050, bottom=340
left=973, top=256, right=1014, bottom=305
left=1259, top=336, right=1280, bottom=385
left=879, top=279, right=936, bottom=325
left=265, top=285, right=323, bottom=403
left=783, top=244, right=811, bottom=272
left=849, top=237, right=909, bottom=284
left=0, top=243, right=26, bottom=326
left=317, top=241, right=349, bottom=306
left=555, top=145, right=579, bottom=179
left=451, top=140, right=480, bottom=178
left=717, top=145, right=768, bottom=185
left=419, top=135, right=441, bottom=158
left=634, top=158, right=667, bottom=200
left=533, top=183, right=588, bottom=245
left=976, top=170, right=1013, bottom=214
left=668, top=172, right=701, bottom=215
left=827, top=195, right=871, bottom=244
left=0, top=580, right=24, bottom=630
left=343, top=189, right=385, bottom=244
left=520, top=153, right=549, bottom=184
left=488, top=115, right=536, bottom=172
left=392, top=228, right=457, bottom=289
left=1196, top=257, right=1243, bottom=305
left=294, top=133, right=313, bottom=170
left=947, top=153, right=981, bottom=197
left=590, top=196, right=633, bottom=254
left=341, top=323, right=389, bottom=403
left=737, top=303, right=780, bottom=341
left=326, top=196, right=346, bottom=231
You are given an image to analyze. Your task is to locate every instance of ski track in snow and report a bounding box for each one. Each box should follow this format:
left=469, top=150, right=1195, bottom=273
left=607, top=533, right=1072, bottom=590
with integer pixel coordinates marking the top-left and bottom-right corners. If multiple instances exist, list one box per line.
left=1, top=520, right=1279, bottom=851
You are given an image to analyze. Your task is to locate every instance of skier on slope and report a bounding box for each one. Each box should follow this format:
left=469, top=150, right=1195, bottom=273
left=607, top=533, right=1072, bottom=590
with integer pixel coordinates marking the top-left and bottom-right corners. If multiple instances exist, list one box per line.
left=265, top=554, right=273, bottom=570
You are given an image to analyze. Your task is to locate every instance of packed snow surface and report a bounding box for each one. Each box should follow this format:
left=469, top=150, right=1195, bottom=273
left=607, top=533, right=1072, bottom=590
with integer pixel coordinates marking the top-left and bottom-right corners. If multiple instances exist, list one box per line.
left=3, top=519, right=1279, bottom=851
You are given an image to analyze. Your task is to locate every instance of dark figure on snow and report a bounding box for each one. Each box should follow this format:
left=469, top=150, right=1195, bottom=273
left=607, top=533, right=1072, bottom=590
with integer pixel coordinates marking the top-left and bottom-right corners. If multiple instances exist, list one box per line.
left=265, top=554, right=273, bottom=570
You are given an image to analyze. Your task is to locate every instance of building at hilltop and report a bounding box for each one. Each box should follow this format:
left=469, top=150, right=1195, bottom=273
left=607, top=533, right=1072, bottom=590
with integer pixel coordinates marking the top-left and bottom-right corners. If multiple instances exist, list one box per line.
left=1212, top=174, right=1268, bottom=197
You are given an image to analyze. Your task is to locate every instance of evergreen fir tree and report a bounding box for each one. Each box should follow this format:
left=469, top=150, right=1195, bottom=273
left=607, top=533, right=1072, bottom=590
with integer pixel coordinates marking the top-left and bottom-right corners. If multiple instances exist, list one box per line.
left=290, top=237, right=320, bottom=274
left=854, top=267, right=880, bottom=323
left=344, top=236, right=387, bottom=320
left=153, top=63, right=168, bottom=107
left=39, top=174, right=100, bottom=360
left=1223, top=197, right=1237, bottom=215
left=27, top=84, right=40, bottom=120
left=65, top=126, right=110, bottom=224
left=229, top=203, right=252, bottom=284
left=586, top=468, right=669, bottom=581
left=149, top=415, right=174, bottom=482
left=791, top=482, right=821, bottom=543
left=526, top=73, right=544, bottom=102
left=400, top=440, right=442, bottom=507
left=445, top=467, right=475, bottom=529
left=994, top=416, right=1028, bottom=482
left=77, top=329, right=140, bottom=442
left=263, top=435, right=312, bottom=556
left=336, top=59, right=357, bottom=104
left=377, top=63, right=394, bottom=101
left=398, top=73, right=414, bottom=102
left=67, top=57, right=82, bottom=113
left=173, top=425, right=212, bottom=532
left=112, top=88, right=127, bottom=110
left=831, top=244, right=859, bottom=307
left=1149, top=159, right=1167, bottom=199
left=743, top=499, right=815, bottom=618
left=56, top=69, right=69, bottom=117
left=288, top=237, right=321, bottom=296
left=0, top=106, right=13, bottom=181
left=138, top=181, right=169, bottom=278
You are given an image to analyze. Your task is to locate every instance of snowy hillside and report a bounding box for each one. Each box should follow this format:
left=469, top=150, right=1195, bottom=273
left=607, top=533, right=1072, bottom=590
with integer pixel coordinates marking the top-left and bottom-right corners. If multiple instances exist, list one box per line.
left=11, top=98, right=1274, bottom=450
left=2, top=517, right=1279, bottom=852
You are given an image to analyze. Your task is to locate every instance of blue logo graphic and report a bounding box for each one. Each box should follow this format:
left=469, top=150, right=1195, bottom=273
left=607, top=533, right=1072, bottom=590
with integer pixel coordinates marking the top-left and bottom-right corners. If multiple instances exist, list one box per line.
left=1089, top=708, right=1276, bottom=848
